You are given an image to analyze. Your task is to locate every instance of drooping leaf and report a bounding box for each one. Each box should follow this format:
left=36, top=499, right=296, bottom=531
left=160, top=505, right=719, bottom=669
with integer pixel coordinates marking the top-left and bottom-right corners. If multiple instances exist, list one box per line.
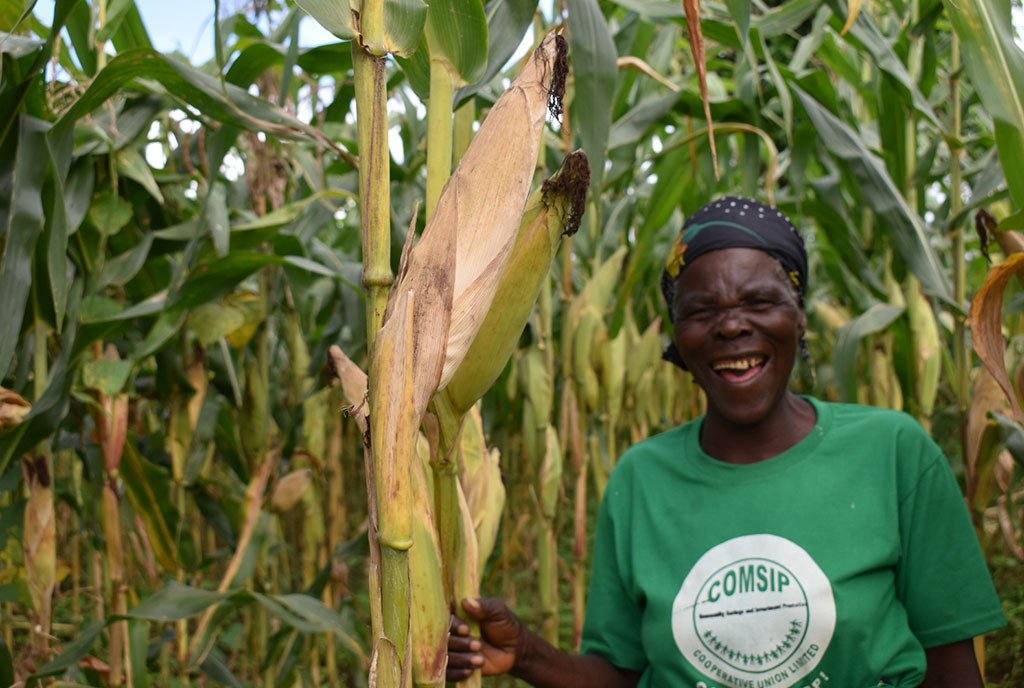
left=969, top=252, right=1024, bottom=422
left=793, top=86, right=952, bottom=303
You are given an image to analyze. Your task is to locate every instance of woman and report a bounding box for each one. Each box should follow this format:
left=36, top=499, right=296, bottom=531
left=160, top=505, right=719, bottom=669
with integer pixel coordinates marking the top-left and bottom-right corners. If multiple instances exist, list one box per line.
left=446, top=197, right=1006, bottom=688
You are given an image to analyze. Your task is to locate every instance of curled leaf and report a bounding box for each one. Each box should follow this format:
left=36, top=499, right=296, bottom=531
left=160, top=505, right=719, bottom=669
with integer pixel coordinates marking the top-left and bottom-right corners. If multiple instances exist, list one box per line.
left=969, top=252, right=1024, bottom=422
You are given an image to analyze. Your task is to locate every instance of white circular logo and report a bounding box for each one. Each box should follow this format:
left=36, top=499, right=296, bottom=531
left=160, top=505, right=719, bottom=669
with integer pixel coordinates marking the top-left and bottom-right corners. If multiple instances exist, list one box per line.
left=672, top=534, right=835, bottom=686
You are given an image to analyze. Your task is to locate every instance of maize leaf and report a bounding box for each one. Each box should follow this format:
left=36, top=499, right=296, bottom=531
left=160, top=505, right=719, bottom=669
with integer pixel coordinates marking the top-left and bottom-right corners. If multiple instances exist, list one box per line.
left=409, top=443, right=447, bottom=687
left=0, top=387, right=31, bottom=430
left=442, top=150, right=589, bottom=415
left=970, top=252, right=1024, bottom=422
left=966, top=369, right=1012, bottom=508
left=905, top=277, right=940, bottom=421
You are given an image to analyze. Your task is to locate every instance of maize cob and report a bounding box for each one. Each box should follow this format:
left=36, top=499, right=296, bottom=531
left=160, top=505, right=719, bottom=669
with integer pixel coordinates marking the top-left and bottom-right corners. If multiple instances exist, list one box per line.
left=453, top=480, right=482, bottom=688
left=600, top=325, right=627, bottom=429
left=270, top=468, right=314, bottom=514
left=22, top=455, right=55, bottom=650
left=0, top=387, right=31, bottom=429
left=409, top=440, right=447, bottom=688
left=458, top=407, right=505, bottom=566
left=379, top=33, right=568, bottom=422
left=441, top=150, right=589, bottom=415
left=905, top=276, right=940, bottom=423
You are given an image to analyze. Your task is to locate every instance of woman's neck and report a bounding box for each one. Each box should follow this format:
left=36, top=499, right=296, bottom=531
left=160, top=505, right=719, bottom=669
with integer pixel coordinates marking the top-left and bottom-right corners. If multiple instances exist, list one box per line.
left=700, top=393, right=817, bottom=464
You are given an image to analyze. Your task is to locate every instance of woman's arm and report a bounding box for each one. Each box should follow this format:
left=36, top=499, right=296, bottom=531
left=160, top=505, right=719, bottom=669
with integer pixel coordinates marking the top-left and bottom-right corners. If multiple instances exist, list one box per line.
left=446, top=598, right=642, bottom=688
left=919, top=639, right=983, bottom=688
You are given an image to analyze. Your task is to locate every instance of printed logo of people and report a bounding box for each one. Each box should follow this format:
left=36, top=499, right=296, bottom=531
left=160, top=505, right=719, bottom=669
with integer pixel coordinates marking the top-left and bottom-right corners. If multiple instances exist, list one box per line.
left=672, top=534, right=836, bottom=687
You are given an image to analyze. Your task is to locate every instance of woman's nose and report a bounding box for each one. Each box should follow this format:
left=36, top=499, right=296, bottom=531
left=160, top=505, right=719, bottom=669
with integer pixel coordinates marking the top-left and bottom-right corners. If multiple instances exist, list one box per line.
left=716, top=308, right=752, bottom=337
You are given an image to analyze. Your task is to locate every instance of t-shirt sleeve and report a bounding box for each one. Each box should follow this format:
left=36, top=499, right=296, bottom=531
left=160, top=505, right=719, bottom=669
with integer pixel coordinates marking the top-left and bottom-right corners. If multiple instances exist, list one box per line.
left=895, top=440, right=1006, bottom=648
left=580, top=476, right=648, bottom=671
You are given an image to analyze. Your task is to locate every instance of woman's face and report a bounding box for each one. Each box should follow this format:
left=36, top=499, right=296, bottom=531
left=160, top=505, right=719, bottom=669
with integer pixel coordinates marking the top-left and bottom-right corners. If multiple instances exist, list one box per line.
left=672, top=247, right=806, bottom=429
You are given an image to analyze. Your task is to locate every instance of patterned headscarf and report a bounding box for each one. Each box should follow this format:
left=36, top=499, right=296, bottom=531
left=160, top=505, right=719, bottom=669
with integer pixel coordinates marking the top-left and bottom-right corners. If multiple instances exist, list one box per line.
left=661, top=196, right=808, bottom=368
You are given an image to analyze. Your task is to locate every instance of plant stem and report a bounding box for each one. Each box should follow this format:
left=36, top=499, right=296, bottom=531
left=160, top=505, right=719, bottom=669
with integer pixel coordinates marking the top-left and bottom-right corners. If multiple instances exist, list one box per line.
left=950, top=35, right=970, bottom=476
left=426, top=59, right=455, bottom=220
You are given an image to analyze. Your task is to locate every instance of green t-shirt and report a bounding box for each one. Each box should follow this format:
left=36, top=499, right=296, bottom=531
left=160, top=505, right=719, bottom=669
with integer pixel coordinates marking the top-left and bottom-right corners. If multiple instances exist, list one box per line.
left=581, top=398, right=1006, bottom=688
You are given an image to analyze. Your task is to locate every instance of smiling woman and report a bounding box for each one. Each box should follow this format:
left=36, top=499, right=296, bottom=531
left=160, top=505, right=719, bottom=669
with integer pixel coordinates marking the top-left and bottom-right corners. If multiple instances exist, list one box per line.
left=447, top=197, right=1007, bottom=688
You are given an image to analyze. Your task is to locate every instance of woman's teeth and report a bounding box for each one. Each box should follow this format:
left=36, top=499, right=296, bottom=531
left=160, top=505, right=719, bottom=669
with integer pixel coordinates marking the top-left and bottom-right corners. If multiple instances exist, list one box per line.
left=712, top=357, right=766, bottom=382
left=712, top=356, right=765, bottom=372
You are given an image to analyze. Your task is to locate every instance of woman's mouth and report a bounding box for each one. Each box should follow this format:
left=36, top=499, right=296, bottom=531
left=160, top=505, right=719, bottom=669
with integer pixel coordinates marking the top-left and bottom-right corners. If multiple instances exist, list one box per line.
left=712, top=355, right=767, bottom=383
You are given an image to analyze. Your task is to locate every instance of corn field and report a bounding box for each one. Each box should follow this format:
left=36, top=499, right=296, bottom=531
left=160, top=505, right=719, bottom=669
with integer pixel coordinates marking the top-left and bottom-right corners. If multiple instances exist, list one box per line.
left=1, top=0, right=1024, bottom=685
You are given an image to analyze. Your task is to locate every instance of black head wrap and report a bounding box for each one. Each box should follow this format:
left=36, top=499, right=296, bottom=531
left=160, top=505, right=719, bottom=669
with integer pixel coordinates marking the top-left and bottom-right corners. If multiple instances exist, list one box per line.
left=661, top=196, right=808, bottom=369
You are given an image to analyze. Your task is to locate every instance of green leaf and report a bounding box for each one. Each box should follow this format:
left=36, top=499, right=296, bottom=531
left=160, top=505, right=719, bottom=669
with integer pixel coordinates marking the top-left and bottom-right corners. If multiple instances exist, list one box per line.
left=189, top=302, right=247, bottom=346
left=82, top=358, right=133, bottom=396
left=51, top=49, right=337, bottom=152
left=29, top=619, right=105, bottom=680
left=756, top=0, right=822, bottom=37
left=793, top=86, right=953, bottom=304
left=0, top=115, right=48, bottom=380
left=944, top=0, right=1024, bottom=130
left=88, top=191, right=134, bottom=236
left=95, top=0, right=136, bottom=42
left=117, top=147, right=163, bottom=203
left=456, top=0, right=538, bottom=101
left=834, top=304, right=904, bottom=402
left=0, top=283, right=82, bottom=476
left=836, top=3, right=941, bottom=128
left=425, top=0, right=489, bottom=85
left=945, top=0, right=1024, bottom=208
left=725, top=0, right=751, bottom=44
left=608, top=0, right=684, bottom=19
left=126, top=581, right=228, bottom=621
left=128, top=620, right=150, bottom=688
left=383, top=0, right=429, bottom=56
left=97, top=234, right=154, bottom=288
left=293, top=0, right=357, bottom=40
left=567, top=0, right=618, bottom=191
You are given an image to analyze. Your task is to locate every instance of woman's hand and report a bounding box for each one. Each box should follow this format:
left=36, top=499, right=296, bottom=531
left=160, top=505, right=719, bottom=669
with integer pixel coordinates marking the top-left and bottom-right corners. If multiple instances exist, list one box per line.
left=446, top=598, right=526, bottom=681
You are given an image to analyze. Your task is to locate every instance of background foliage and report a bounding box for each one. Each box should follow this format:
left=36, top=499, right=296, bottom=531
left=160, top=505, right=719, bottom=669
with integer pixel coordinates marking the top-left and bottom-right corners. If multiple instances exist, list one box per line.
left=1, top=0, right=1023, bottom=684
